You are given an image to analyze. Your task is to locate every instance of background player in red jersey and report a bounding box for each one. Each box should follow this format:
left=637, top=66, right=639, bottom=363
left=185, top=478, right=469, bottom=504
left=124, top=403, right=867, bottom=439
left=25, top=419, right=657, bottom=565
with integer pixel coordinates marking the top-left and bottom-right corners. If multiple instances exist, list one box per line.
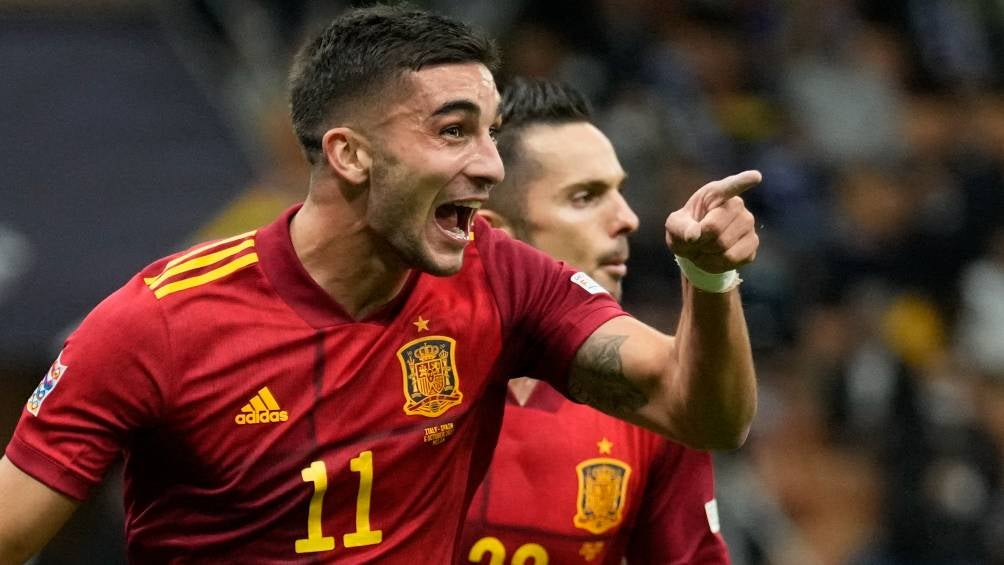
left=462, top=78, right=730, bottom=564
left=0, top=5, right=760, bottom=563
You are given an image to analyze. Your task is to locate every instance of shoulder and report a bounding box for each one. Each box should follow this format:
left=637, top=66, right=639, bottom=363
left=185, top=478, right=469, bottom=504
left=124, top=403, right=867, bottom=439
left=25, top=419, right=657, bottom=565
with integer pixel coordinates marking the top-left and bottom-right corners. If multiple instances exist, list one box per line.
left=138, top=230, right=260, bottom=302
left=77, top=230, right=262, bottom=344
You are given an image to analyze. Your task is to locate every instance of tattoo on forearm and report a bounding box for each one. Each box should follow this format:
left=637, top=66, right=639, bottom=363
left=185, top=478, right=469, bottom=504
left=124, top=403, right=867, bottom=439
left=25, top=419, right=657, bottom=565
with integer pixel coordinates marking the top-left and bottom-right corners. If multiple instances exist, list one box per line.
left=568, top=334, right=647, bottom=416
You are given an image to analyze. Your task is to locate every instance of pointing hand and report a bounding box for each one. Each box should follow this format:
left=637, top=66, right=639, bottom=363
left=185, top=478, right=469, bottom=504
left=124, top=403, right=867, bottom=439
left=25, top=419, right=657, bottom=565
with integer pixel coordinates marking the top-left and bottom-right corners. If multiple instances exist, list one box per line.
left=665, top=170, right=761, bottom=274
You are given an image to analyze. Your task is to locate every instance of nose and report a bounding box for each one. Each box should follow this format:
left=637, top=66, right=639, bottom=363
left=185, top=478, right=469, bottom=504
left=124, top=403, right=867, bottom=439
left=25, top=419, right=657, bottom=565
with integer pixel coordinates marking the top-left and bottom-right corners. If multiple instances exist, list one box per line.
left=468, top=132, right=505, bottom=189
left=612, top=191, right=639, bottom=236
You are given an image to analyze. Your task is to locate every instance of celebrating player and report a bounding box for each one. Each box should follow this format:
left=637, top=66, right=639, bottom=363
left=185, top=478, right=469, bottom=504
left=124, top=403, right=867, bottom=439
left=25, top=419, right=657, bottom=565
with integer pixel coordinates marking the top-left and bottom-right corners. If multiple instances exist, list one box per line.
left=0, top=5, right=759, bottom=563
left=462, top=78, right=730, bottom=564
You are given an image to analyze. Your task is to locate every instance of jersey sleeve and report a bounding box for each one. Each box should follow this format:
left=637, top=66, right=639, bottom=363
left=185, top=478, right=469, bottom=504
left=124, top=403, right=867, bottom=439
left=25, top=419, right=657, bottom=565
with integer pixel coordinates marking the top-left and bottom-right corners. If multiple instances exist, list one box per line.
left=626, top=443, right=730, bottom=564
left=4, top=275, right=170, bottom=500
left=473, top=218, right=627, bottom=394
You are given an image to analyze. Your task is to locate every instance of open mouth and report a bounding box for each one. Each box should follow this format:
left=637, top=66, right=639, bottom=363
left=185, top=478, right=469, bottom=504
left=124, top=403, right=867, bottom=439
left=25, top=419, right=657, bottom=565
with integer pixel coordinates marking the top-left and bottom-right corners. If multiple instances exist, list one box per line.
left=434, top=200, right=481, bottom=240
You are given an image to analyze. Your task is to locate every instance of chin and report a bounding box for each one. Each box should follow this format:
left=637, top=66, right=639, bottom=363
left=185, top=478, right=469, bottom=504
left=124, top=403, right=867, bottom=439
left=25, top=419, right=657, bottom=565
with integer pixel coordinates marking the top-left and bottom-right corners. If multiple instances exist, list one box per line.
left=416, top=250, right=465, bottom=277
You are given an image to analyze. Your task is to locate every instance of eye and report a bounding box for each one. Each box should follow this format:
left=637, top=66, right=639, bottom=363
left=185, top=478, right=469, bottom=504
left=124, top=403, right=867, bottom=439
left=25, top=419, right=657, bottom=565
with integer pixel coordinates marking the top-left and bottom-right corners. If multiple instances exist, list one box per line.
left=571, top=190, right=599, bottom=207
left=441, top=125, right=463, bottom=138
left=488, top=126, right=500, bottom=144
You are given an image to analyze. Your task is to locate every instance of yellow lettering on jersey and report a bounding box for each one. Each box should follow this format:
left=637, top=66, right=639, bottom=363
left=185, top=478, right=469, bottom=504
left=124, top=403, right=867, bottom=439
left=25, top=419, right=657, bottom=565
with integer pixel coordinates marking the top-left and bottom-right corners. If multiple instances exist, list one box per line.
left=296, top=461, right=335, bottom=553
left=423, top=422, right=455, bottom=445
left=469, top=537, right=506, bottom=565
left=512, top=543, right=548, bottom=564
left=468, top=538, right=550, bottom=565
left=295, top=451, right=384, bottom=554
left=343, top=450, right=383, bottom=547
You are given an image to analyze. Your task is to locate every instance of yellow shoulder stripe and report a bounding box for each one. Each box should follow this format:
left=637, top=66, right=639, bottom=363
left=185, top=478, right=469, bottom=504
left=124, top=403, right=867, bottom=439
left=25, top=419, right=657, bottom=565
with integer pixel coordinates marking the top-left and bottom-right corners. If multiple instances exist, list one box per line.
left=152, top=253, right=259, bottom=299
left=145, top=238, right=255, bottom=290
left=144, top=230, right=257, bottom=286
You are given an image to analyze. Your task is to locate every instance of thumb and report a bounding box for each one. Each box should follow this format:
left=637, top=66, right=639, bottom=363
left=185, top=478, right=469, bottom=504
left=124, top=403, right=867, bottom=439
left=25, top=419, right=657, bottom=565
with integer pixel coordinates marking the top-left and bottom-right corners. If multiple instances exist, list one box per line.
left=682, top=217, right=702, bottom=243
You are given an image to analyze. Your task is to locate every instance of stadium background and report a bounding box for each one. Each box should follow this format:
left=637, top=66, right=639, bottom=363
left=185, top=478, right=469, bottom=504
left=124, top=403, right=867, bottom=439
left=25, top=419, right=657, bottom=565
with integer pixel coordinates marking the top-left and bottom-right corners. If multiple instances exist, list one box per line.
left=1, top=0, right=1003, bottom=563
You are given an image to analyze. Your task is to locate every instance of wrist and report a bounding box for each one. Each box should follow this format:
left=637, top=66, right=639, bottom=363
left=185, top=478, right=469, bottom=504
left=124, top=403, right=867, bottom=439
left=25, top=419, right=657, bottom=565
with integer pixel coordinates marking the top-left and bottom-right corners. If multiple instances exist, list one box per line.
left=674, top=256, right=741, bottom=293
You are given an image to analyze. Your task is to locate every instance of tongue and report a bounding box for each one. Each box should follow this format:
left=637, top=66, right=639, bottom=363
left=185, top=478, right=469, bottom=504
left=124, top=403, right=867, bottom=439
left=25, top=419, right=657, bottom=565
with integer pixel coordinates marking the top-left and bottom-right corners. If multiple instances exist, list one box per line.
left=435, top=204, right=460, bottom=231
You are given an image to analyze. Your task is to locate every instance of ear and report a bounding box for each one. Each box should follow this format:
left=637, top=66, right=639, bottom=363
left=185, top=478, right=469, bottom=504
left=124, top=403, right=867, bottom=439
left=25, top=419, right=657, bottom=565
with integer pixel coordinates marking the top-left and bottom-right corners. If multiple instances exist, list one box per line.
left=477, top=209, right=516, bottom=237
left=321, top=127, right=371, bottom=185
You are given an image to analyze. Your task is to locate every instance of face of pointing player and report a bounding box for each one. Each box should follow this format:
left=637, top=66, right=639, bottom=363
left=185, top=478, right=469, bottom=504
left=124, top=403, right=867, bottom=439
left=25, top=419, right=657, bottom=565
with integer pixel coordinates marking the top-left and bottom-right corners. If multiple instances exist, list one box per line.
left=516, top=121, right=638, bottom=300
left=364, top=63, right=505, bottom=276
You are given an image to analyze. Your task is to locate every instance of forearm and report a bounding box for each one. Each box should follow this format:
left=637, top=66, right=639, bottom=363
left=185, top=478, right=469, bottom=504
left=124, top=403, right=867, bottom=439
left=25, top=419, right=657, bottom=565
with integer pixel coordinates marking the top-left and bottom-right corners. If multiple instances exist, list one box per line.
left=0, top=457, right=78, bottom=565
left=669, top=279, right=756, bottom=449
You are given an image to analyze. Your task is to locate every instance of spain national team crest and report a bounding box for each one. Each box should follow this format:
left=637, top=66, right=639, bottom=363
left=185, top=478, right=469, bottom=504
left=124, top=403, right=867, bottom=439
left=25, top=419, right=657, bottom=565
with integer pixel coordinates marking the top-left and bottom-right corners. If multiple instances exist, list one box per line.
left=573, top=458, right=632, bottom=534
left=398, top=336, right=463, bottom=417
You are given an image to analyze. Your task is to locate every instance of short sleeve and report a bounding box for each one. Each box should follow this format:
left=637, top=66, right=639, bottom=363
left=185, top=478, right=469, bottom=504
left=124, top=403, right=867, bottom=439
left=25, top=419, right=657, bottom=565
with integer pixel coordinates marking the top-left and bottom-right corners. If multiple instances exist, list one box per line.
left=4, top=276, right=170, bottom=500
left=626, top=443, right=730, bottom=564
left=473, top=218, right=627, bottom=394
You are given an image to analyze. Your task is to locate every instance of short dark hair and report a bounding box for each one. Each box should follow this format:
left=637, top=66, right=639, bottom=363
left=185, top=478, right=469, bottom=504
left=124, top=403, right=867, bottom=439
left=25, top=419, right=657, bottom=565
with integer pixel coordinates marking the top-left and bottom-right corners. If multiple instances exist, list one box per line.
left=487, top=78, right=594, bottom=229
left=289, top=4, right=500, bottom=164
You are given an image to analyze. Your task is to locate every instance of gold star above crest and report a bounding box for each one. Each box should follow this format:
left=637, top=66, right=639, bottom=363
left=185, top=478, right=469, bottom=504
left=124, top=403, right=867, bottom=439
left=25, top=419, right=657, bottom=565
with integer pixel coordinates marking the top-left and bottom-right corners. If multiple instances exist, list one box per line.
left=413, top=316, right=430, bottom=332
left=597, top=437, right=613, bottom=454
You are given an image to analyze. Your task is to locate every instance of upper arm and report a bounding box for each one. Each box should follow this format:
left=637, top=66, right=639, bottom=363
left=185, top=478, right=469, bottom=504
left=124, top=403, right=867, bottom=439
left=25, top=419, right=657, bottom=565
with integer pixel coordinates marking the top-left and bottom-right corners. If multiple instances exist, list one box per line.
left=568, top=316, right=680, bottom=435
left=0, top=456, right=79, bottom=564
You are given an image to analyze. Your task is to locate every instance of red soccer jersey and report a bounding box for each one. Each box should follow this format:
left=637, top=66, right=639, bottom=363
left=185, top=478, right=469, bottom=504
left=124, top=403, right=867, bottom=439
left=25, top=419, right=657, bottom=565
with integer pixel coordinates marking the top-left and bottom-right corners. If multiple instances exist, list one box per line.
left=461, top=383, right=729, bottom=564
left=5, top=207, right=625, bottom=563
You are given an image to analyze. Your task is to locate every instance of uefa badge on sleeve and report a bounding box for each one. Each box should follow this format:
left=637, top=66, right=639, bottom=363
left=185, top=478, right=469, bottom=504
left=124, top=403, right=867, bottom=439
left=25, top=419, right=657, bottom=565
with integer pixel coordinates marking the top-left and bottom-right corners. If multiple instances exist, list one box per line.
left=571, top=272, right=608, bottom=295
left=27, top=352, right=69, bottom=416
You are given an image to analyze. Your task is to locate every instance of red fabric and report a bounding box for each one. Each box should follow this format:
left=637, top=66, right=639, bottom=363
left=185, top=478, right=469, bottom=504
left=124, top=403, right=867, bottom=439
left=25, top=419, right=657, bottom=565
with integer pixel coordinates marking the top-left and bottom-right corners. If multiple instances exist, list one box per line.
left=461, top=383, right=730, bottom=564
left=5, top=207, right=624, bottom=563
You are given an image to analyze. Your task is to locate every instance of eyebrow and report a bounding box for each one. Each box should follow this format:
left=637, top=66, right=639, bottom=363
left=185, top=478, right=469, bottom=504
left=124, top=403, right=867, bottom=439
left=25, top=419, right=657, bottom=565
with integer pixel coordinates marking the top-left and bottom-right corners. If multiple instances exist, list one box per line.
left=431, top=100, right=482, bottom=117
left=564, top=174, right=630, bottom=194
left=431, top=99, right=503, bottom=122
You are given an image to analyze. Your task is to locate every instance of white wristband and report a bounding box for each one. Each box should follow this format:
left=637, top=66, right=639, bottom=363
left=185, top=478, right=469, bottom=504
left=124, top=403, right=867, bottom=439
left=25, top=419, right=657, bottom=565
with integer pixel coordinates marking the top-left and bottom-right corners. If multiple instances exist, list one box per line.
left=674, top=256, right=741, bottom=293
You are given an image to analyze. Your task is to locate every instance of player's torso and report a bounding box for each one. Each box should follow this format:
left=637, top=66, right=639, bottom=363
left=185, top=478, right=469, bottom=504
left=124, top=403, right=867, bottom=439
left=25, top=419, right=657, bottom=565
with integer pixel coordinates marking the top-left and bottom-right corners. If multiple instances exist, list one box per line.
left=125, top=258, right=508, bottom=563
left=461, top=384, right=663, bottom=565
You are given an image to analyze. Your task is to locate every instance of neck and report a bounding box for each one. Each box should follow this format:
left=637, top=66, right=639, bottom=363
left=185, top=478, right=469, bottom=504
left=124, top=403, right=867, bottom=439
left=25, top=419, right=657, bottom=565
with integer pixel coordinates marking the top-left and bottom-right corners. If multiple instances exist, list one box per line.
left=290, top=192, right=411, bottom=320
left=508, top=377, right=539, bottom=406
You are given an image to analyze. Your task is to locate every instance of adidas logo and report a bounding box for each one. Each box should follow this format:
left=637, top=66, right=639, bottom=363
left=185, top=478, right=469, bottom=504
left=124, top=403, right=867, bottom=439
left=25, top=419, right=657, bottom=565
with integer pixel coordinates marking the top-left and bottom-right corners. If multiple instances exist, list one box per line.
left=235, top=386, right=288, bottom=425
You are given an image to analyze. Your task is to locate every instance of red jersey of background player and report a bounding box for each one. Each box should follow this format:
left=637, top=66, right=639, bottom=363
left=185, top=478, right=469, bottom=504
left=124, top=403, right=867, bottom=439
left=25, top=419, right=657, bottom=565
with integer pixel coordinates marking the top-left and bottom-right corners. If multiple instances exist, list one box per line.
left=462, top=383, right=729, bottom=564
left=5, top=207, right=625, bottom=563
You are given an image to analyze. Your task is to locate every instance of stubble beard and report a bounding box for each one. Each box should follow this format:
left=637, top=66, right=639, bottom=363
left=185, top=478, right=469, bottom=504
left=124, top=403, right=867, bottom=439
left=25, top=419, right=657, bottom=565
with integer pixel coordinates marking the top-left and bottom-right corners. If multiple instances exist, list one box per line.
left=368, top=151, right=464, bottom=277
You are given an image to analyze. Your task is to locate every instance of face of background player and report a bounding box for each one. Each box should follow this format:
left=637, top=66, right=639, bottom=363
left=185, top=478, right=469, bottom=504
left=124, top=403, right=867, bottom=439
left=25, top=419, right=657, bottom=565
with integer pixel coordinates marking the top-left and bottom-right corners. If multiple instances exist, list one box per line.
left=519, top=121, right=638, bottom=300
left=365, top=62, right=504, bottom=276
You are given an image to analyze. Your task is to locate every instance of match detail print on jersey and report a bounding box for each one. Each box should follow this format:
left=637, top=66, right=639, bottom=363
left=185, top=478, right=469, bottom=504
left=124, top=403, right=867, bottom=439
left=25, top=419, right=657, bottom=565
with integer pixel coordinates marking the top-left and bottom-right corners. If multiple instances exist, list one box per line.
left=398, top=336, right=464, bottom=417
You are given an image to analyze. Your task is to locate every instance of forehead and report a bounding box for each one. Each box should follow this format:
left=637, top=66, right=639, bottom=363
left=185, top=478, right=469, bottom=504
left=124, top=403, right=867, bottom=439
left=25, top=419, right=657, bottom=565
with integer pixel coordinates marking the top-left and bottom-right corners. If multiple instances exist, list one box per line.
left=397, top=62, right=500, bottom=117
left=521, top=122, right=624, bottom=192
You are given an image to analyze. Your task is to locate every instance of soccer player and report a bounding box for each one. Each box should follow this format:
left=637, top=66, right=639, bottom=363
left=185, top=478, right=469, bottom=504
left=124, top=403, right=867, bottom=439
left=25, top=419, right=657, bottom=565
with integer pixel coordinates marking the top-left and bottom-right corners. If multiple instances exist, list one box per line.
left=461, top=79, right=729, bottom=564
left=0, top=6, right=760, bottom=563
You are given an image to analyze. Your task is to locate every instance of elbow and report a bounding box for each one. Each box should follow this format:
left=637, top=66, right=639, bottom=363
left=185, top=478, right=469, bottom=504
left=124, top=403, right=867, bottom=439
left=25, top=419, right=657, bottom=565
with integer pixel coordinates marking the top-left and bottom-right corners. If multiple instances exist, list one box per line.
left=695, top=422, right=752, bottom=451
left=676, top=400, right=756, bottom=451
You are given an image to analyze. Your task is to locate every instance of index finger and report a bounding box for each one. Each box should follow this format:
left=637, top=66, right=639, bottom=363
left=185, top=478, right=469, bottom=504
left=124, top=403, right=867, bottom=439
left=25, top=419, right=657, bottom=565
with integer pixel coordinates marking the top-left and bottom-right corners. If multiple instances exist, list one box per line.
left=705, top=170, right=762, bottom=202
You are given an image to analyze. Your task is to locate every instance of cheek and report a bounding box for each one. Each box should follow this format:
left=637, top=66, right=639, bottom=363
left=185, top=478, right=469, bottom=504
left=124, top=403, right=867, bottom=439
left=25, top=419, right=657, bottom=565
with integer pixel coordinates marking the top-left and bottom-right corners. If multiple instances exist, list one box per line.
left=528, top=221, right=595, bottom=266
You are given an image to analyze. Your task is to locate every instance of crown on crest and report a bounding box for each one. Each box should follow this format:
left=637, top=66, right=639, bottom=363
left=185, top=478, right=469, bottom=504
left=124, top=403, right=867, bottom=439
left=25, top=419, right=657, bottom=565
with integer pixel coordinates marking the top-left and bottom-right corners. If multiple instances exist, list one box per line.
left=413, top=342, right=445, bottom=361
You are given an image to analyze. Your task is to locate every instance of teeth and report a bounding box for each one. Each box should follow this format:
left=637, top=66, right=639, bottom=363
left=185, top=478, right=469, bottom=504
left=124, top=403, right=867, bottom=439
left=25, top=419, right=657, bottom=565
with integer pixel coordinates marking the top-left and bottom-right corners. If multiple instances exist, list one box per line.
left=447, top=226, right=469, bottom=239
left=454, top=200, right=482, bottom=210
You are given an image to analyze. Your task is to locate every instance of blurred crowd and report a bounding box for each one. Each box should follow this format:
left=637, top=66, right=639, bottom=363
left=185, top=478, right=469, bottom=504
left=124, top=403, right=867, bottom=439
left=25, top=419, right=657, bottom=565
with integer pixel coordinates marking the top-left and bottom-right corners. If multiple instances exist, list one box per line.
left=5, top=1, right=1004, bottom=563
